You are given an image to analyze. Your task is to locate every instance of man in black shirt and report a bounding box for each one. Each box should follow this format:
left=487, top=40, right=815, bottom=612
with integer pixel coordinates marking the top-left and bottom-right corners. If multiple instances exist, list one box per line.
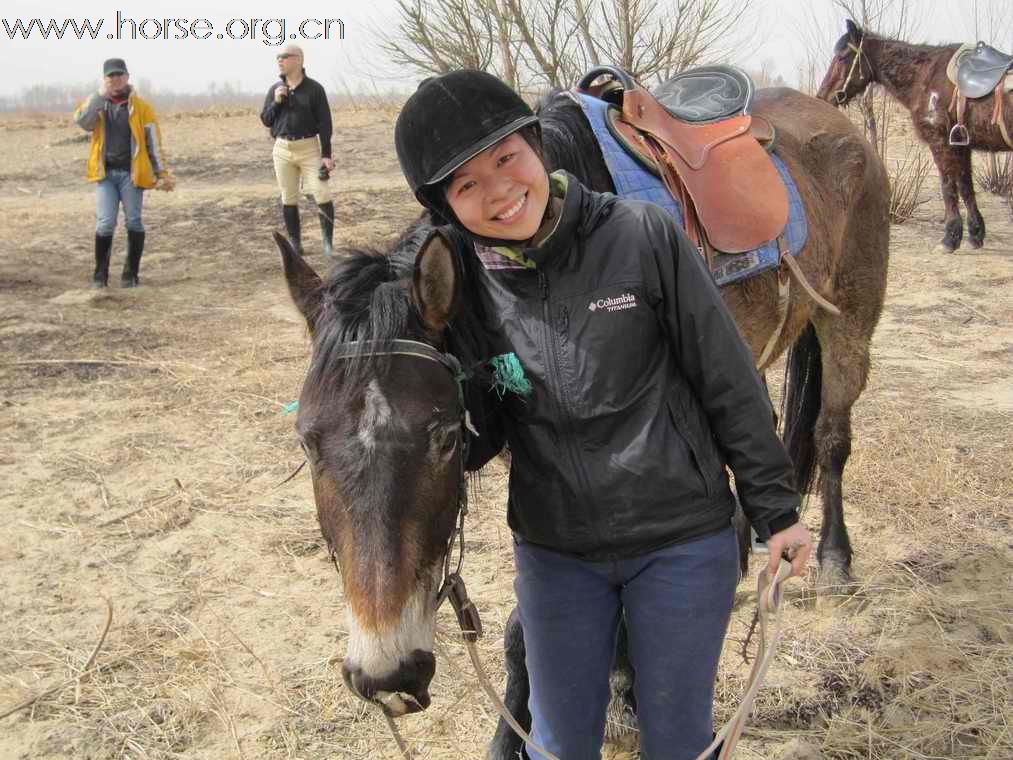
left=260, top=45, right=335, bottom=257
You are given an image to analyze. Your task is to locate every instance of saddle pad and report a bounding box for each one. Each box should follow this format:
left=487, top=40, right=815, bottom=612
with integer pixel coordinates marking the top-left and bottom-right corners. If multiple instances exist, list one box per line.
left=572, top=92, right=807, bottom=287
left=651, top=65, right=754, bottom=123
left=948, top=43, right=1013, bottom=93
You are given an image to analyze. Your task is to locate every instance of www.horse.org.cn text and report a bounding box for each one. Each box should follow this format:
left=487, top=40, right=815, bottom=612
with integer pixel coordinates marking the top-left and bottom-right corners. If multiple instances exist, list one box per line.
left=1, top=14, right=346, bottom=46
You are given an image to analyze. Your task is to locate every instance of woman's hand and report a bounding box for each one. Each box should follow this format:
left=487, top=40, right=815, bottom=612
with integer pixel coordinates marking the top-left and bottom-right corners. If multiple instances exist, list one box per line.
left=765, top=522, right=812, bottom=579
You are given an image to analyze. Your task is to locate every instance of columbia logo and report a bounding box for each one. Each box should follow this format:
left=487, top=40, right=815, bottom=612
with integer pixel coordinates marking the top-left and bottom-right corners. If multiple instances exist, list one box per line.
left=588, top=292, right=638, bottom=313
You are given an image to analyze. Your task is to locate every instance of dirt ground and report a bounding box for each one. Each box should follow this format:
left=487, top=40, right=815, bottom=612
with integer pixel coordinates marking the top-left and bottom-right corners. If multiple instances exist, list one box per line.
left=0, top=105, right=1010, bottom=760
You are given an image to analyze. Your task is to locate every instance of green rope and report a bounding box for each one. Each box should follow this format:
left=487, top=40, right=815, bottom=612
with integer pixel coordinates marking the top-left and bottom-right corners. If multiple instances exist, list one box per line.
left=282, top=400, right=299, bottom=415
left=488, top=353, right=532, bottom=397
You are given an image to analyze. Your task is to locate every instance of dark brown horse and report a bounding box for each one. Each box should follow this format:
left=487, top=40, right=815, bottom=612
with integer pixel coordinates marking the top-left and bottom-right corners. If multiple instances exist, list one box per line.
left=536, top=86, right=889, bottom=595
left=818, top=20, right=1013, bottom=252
left=277, top=83, right=890, bottom=756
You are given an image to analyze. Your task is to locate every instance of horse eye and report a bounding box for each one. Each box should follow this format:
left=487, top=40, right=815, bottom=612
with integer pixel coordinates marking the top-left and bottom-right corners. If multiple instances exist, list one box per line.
left=430, top=426, right=457, bottom=454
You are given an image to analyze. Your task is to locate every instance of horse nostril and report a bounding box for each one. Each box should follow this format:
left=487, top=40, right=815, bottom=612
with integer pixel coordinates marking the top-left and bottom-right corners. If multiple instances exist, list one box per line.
left=340, top=651, right=436, bottom=715
left=411, top=650, right=436, bottom=697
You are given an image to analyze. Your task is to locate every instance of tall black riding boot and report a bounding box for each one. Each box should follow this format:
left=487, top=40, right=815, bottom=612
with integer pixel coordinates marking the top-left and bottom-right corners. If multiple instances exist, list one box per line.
left=122, top=230, right=145, bottom=288
left=92, top=233, right=113, bottom=288
left=282, top=204, right=304, bottom=256
left=318, top=202, right=335, bottom=257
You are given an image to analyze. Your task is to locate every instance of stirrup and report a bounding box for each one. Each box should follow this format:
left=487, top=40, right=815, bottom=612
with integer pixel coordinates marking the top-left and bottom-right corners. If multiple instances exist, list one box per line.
left=948, top=124, right=970, bottom=146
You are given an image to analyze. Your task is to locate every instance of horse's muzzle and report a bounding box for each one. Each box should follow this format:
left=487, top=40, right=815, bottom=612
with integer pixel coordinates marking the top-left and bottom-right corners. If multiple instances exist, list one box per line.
left=341, top=649, right=437, bottom=717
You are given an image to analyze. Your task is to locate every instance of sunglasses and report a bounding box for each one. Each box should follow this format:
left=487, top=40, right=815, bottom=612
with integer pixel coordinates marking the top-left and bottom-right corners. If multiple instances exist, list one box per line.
left=276, top=53, right=298, bottom=61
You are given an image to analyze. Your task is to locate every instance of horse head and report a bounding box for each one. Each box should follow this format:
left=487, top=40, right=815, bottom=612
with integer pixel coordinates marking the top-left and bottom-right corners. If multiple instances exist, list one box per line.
left=818, top=19, right=875, bottom=106
left=274, top=226, right=471, bottom=717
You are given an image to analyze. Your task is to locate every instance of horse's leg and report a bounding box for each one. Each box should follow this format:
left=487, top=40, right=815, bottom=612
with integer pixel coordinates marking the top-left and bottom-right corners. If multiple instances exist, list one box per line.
left=928, top=141, right=964, bottom=252
left=809, top=313, right=869, bottom=593
left=487, top=607, right=530, bottom=760
left=955, top=147, right=986, bottom=248
left=808, top=190, right=887, bottom=592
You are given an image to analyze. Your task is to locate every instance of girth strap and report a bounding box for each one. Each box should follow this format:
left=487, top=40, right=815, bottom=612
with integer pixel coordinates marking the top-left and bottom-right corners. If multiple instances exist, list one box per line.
left=756, top=237, right=792, bottom=371
left=780, top=251, right=841, bottom=316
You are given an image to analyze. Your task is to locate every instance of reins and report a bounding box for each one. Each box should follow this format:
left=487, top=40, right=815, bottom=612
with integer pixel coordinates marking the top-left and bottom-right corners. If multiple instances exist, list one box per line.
left=317, top=338, right=795, bottom=760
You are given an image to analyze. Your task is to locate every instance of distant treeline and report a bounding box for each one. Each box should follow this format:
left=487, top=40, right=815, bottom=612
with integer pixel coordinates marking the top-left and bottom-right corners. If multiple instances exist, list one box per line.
left=0, top=79, right=267, bottom=113
left=0, top=80, right=407, bottom=113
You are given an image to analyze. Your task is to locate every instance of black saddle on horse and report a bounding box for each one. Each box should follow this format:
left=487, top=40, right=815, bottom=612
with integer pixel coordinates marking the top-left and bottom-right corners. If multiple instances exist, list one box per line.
left=652, top=65, right=755, bottom=123
left=957, top=42, right=1013, bottom=99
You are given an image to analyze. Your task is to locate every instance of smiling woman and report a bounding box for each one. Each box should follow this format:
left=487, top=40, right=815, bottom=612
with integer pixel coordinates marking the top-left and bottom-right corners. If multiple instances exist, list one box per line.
left=392, top=69, right=813, bottom=760
left=444, top=132, right=549, bottom=241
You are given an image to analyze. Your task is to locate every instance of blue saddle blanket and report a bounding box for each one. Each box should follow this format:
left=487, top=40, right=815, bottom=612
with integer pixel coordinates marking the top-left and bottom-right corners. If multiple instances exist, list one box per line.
left=572, top=92, right=807, bottom=287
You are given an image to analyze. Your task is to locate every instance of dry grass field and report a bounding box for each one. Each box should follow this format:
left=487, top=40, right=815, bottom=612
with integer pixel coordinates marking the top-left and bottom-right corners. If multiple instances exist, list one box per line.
left=0, top=104, right=1010, bottom=760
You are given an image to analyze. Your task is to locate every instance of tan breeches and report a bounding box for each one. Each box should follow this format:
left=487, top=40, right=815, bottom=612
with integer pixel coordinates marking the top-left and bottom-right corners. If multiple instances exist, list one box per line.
left=272, top=137, right=331, bottom=205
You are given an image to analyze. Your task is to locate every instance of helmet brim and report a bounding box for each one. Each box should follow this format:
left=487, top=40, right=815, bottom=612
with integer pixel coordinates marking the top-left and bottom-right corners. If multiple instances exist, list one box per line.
left=423, top=114, right=540, bottom=186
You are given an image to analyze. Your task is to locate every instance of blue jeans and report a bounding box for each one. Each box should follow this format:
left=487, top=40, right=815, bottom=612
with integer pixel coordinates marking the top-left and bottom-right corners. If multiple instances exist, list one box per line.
left=514, top=526, right=739, bottom=760
left=96, top=168, right=144, bottom=236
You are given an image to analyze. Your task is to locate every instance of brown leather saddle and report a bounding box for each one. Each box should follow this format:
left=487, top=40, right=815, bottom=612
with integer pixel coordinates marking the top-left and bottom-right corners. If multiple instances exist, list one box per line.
left=576, top=65, right=788, bottom=257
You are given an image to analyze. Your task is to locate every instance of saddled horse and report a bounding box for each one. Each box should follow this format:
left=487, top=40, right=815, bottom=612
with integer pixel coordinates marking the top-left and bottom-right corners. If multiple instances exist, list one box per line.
left=818, top=19, right=1013, bottom=252
left=277, top=75, right=890, bottom=757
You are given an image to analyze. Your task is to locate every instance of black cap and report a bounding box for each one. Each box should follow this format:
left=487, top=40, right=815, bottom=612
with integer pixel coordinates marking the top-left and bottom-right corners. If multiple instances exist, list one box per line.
left=103, top=58, right=128, bottom=76
left=394, top=70, right=538, bottom=205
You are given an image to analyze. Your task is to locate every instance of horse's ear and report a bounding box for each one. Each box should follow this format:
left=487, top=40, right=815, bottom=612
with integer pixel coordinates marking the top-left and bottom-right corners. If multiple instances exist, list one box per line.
left=273, top=231, right=324, bottom=334
left=412, top=229, right=458, bottom=333
left=846, top=19, right=863, bottom=40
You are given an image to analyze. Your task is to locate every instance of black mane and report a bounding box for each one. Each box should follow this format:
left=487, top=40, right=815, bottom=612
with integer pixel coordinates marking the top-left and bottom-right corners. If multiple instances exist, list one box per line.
left=536, top=90, right=615, bottom=193
left=304, top=217, right=496, bottom=398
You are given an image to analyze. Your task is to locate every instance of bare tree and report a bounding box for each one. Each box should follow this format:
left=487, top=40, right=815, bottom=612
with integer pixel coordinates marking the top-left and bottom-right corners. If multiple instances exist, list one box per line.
left=377, top=0, right=758, bottom=92
left=379, top=0, right=497, bottom=75
left=966, top=0, right=1013, bottom=48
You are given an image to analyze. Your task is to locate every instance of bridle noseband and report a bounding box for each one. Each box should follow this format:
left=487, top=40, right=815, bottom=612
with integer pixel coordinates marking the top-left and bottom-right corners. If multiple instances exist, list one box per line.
left=835, top=35, right=869, bottom=105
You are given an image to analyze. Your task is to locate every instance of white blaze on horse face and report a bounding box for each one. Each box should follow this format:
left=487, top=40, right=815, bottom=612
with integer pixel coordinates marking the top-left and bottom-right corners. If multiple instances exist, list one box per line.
left=925, top=92, right=940, bottom=126
left=358, top=379, right=392, bottom=453
left=344, top=563, right=441, bottom=677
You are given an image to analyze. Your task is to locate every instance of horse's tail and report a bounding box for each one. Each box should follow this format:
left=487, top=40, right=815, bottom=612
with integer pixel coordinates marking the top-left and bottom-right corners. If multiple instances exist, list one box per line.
left=781, top=322, right=822, bottom=497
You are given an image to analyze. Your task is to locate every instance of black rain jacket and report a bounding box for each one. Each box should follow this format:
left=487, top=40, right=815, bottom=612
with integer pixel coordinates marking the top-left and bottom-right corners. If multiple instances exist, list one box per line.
left=465, top=172, right=799, bottom=560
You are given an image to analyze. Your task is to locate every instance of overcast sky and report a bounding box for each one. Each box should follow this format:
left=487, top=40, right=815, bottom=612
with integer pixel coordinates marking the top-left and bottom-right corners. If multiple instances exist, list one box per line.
left=1, top=0, right=1010, bottom=98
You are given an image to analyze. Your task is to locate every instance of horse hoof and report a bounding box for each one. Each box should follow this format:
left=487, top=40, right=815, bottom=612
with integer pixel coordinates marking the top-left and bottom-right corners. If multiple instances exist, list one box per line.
left=968, top=239, right=984, bottom=249
left=935, top=242, right=956, bottom=254
left=815, top=560, right=853, bottom=597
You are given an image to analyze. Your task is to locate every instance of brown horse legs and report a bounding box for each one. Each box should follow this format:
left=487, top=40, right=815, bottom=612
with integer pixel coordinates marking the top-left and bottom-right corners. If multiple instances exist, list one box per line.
left=811, top=314, right=874, bottom=592
left=929, top=142, right=968, bottom=252
left=814, top=409, right=854, bottom=591
left=956, top=149, right=986, bottom=248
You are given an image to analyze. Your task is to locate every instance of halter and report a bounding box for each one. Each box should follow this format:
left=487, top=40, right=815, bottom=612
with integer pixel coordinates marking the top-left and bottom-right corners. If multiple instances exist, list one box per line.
left=835, top=35, right=868, bottom=105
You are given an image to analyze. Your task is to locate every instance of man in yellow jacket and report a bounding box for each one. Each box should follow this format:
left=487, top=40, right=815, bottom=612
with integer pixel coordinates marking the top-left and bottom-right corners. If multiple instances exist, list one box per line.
left=74, top=58, right=172, bottom=288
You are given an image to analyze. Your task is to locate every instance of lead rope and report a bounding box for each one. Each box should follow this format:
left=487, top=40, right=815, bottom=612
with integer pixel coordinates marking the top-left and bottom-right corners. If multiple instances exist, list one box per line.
left=383, top=559, right=791, bottom=760
left=464, top=638, right=562, bottom=760
left=695, top=558, right=794, bottom=760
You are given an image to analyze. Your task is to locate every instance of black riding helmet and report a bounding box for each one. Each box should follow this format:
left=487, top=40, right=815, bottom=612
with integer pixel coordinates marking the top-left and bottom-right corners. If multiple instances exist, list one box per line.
left=395, top=70, right=542, bottom=227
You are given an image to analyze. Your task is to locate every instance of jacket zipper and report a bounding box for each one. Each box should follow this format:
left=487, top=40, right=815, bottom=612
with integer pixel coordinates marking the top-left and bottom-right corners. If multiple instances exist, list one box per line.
left=538, top=270, right=602, bottom=549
